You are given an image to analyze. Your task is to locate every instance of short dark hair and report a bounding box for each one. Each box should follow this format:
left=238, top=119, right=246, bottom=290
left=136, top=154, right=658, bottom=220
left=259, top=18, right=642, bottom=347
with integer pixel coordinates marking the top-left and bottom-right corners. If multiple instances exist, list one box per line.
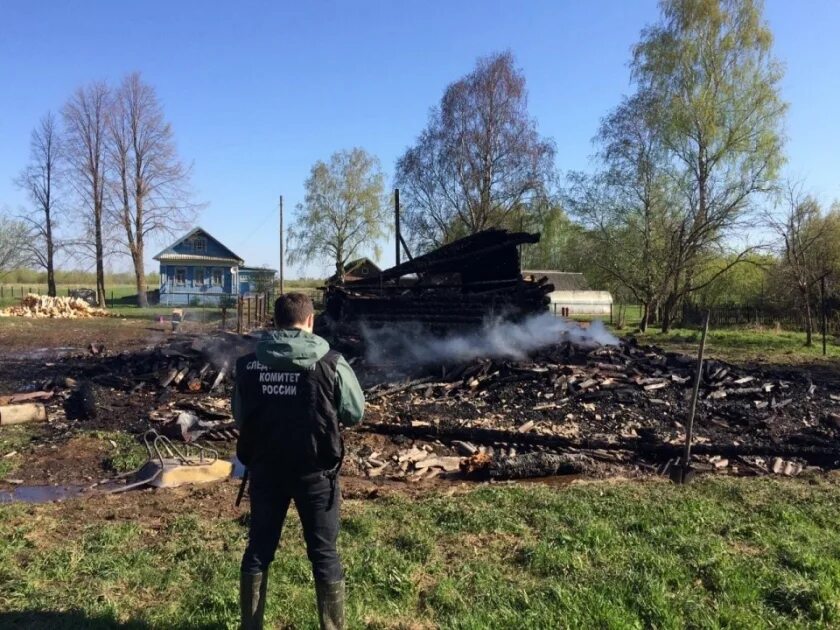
left=274, top=292, right=314, bottom=328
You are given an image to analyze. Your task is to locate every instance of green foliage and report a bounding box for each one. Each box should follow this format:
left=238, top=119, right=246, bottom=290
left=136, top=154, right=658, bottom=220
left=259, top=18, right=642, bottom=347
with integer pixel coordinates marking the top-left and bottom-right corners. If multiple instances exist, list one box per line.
left=572, top=0, right=788, bottom=332
left=692, top=253, right=773, bottom=305
left=90, top=431, right=147, bottom=474
left=0, top=425, right=41, bottom=478
left=0, top=216, right=31, bottom=277
left=520, top=202, right=587, bottom=272
left=287, top=148, right=388, bottom=279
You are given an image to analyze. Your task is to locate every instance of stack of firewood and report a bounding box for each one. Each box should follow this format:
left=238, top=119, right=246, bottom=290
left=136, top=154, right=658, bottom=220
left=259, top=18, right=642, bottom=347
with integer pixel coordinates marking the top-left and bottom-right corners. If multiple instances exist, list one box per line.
left=0, top=294, right=110, bottom=319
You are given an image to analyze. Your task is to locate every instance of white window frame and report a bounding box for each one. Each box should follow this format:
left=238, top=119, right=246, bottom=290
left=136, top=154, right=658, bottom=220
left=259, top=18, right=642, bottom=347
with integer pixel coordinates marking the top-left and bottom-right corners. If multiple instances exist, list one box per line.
left=194, top=267, right=205, bottom=286
left=175, top=267, right=186, bottom=286
left=212, top=268, right=223, bottom=286
left=193, top=237, right=207, bottom=253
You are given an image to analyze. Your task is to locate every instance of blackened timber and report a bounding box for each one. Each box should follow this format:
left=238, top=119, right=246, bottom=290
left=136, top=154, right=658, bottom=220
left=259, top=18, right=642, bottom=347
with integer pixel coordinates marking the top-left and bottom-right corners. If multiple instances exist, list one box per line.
left=349, top=230, right=540, bottom=285
left=359, top=423, right=840, bottom=466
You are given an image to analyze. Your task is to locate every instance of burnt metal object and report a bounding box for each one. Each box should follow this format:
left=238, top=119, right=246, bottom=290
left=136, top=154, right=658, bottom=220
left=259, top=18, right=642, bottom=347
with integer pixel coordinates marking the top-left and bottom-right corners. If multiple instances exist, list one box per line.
left=672, top=312, right=710, bottom=485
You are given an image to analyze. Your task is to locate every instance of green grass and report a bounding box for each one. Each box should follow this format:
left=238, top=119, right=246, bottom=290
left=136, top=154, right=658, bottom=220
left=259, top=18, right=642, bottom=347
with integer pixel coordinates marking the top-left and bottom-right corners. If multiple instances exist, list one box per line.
left=0, top=425, right=42, bottom=478
left=87, top=431, right=149, bottom=474
left=1, top=477, right=839, bottom=628
left=632, top=326, right=840, bottom=364
left=569, top=304, right=840, bottom=364
left=0, top=285, right=140, bottom=308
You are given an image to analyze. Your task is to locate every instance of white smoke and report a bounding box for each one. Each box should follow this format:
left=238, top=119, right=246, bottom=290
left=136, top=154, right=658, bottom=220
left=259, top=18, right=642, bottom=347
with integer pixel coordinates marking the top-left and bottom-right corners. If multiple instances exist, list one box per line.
left=363, top=313, right=619, bottom=367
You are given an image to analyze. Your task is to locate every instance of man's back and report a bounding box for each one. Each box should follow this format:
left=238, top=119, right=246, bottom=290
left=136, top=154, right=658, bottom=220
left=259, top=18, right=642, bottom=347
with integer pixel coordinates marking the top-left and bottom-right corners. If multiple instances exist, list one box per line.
left=233, top=328, right=363, bottom=479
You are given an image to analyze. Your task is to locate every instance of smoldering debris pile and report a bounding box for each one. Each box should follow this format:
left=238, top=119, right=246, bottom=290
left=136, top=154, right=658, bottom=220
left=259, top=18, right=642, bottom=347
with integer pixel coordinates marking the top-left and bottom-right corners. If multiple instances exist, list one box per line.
left=6, top=327, right=840, bottom=482
left=0, top=294, right=110, bottom=319
left=357, top=337, right=840, bottom=478
left=363, top=313, right=618, bottom=367
left=4, top=332, right=256, bottom=443
left=317, top=229, right=553, bottom=341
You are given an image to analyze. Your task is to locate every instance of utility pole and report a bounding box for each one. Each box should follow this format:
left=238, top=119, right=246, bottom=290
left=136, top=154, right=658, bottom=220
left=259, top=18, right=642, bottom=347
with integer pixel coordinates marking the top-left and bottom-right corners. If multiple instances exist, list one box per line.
left=279, top=195, right=285, bottom=296
left=394, top=188, right=401, bottom=266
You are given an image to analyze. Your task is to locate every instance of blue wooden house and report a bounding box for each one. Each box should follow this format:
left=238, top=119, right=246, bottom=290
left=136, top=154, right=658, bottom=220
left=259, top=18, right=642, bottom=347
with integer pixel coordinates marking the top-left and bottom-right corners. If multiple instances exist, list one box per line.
left=154, top=228, right=276, bottom=305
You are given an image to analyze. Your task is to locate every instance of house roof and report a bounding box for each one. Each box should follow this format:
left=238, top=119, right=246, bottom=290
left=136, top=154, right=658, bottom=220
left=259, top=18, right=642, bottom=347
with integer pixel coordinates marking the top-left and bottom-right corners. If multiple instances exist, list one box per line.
left=155, top=254, right=243, bottom=265
left=342, top=257, right=380, bottom=274
left=153, top=227, right=244, bottom=264
left=239, top=266, right=278, bottom=274
left=522, top=270, right=590, bottom=291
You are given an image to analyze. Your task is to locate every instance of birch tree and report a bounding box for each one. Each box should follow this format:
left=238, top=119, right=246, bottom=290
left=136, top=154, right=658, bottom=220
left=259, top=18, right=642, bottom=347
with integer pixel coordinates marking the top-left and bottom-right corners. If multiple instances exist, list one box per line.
left=632, top=0, right=787, bottom=331
left=287, top=148, right=387, bottom=283
left=395, top=52, right=555, bottom=250
left=569, top=94, right=679, bottom=332
left=768, top=183, right=840, bottom=345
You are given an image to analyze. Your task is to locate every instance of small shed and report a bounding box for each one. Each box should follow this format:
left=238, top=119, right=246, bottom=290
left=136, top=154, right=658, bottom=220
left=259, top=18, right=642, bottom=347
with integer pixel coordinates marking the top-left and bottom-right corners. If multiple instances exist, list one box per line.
left=522, top=270, right=614, bottom=316
left=328, top=257, right=382, bottom=284
left=239, top=267, right=278, bottom=295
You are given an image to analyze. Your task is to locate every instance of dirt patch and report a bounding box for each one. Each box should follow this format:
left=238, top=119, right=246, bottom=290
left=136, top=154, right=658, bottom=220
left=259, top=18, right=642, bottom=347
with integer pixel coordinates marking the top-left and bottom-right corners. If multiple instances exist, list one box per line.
left=0, top=317, right=168, bottom=361
left=0, top=435, right=116, bottom=486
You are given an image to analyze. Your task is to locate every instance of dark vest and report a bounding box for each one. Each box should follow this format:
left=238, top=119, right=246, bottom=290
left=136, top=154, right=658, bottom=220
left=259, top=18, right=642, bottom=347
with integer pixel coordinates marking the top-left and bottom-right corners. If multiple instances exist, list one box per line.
left=235, top=349, right=343, bottom=479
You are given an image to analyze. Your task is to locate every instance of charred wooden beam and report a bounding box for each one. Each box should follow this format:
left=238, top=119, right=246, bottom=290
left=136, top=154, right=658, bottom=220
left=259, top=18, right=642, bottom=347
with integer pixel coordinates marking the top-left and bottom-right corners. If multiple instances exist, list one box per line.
left=359, top=423, right=840, bottom=466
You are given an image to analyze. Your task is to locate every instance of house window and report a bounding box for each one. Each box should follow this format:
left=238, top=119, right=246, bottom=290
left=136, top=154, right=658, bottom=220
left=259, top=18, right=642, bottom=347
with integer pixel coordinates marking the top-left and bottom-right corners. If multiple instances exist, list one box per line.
left=361, top=266, right=369, bottom=275
left=193, top=238, right=206, bottom=253
left=195, top=268, right=205, bottom=286
left=212, top=268, right=223, bottom=286
left=175, top=268, right=186, bottom=286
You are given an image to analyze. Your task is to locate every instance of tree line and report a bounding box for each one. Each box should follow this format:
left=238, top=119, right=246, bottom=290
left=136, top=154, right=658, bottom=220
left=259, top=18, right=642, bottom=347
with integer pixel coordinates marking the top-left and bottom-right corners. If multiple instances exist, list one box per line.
left=288, top=0, right=839, bottom=344
left=4, top=0, right=835, bottom=341
left=3, top=73, right=198, bottom=307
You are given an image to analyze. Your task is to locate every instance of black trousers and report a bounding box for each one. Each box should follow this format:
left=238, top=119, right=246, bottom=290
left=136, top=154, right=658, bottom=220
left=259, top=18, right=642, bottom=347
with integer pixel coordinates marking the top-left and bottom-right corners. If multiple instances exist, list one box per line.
left=241, top=474, right=343, bottom=583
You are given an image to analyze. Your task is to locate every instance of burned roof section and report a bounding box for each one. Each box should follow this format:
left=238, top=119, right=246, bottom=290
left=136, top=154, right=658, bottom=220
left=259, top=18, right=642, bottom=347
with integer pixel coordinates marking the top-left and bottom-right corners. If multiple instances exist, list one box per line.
left=317, top=229, right=553, bottom=338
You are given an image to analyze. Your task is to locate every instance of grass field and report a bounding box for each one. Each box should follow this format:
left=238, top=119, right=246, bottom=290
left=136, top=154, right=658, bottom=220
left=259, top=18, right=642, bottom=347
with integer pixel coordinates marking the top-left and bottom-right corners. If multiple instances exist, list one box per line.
left=577, top=305, right=840, bottom=365
left=0, top=477, right=838, bottom=628
left=0, top=284, right=139, bottom=308
left=632, top=326, right=840, bottom=365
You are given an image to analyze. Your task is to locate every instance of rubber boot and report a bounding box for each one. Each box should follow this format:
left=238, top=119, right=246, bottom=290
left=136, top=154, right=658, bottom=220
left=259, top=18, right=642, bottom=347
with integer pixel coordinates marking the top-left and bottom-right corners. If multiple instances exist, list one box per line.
left=315, top=580, right=345, bottom=630
left=240, top=569, right=268, bottom=630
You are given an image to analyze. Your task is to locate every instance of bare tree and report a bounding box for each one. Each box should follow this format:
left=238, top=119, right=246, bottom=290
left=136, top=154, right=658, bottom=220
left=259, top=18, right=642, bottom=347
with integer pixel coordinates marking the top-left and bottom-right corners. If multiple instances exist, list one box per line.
left=395, top=51, right=555, bottom=250
left=287, top=148, right=387, bottom=283
left=14, top=112, right=64, bottom=296
left=63, top=82, right=110, bottom=307
left=0, top=214, right=30, bottom=278
left=108, top=73, right=198, bottom=307
left=767, top=182, right=840, bottom=345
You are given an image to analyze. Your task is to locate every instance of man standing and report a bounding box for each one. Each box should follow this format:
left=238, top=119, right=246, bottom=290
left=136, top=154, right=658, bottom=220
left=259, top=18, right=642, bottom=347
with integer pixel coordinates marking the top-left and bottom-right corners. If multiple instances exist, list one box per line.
left=233, top=293, right=364, bottom=629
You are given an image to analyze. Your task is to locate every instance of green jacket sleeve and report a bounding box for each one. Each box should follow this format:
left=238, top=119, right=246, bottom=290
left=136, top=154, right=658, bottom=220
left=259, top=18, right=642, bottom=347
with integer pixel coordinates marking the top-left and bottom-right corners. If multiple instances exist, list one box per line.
left=334, top=356, right=365, bottom=426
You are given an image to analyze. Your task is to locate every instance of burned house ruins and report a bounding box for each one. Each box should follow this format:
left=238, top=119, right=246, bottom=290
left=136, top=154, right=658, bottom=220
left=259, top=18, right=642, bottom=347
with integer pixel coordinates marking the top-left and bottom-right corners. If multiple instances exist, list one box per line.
left=316, top=229, right=554, bottom=340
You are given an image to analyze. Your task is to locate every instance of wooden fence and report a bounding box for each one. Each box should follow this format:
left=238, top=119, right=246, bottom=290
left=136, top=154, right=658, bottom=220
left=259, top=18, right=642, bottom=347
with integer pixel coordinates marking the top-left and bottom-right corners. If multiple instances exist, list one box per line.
left=682, top=302, right=840, bottom=335
left=235, top=293, right=272, bottom=332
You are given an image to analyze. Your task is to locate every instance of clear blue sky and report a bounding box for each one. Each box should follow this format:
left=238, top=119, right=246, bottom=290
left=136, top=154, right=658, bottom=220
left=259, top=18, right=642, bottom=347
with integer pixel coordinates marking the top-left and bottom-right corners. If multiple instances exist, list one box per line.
left=2, top=0, right=838, bottom=278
